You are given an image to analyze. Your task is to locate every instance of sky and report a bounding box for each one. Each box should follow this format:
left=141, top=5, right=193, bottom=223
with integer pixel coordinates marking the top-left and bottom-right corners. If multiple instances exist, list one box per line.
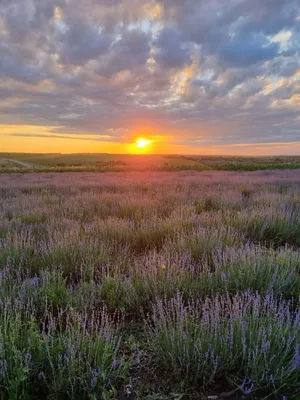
left=0, top=0, right=299, bottom=155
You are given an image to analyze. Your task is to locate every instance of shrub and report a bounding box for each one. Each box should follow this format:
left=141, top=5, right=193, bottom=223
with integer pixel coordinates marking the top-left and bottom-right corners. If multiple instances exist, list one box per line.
left=0, top=302, right=127, bottom=399
left=195, top=198, right=221, bottom=213
left=147, top=293, right=300, bottom=398
left=233, top=211, right=300, bottom=247
left=20, top=213, right=47, bottom=224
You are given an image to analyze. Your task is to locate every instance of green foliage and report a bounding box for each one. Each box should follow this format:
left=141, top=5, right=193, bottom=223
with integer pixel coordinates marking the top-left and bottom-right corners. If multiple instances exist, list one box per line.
left=195, top=198, right=221, bottom=213
left=20, top=213, right=47, bottom=224
left=147, top=294, right=300, bottom=397
left=232, top=211, right=300, bottom=247
left=0, top=302, right=127, bottom=399
left=241, top=186, right=252, bottom=199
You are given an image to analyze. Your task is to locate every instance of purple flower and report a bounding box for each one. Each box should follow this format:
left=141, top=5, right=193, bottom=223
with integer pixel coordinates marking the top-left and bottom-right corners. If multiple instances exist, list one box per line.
left=204, top=349, right=210, bottom=358
left=23, top=352, right=32, bottom=366
left=0, top=360, right=7, bottom=377
left=241, top=377, right=254, bottom=395
left=58, top=353, right=69, bottom=365
left=38, top=371, right=46, bottom=381
left=262, top=340, right=270, bottom=354
left=26, top=276, right=39, bottom=286
left=221, top=272, right=227, bottom=282
left=90, top=367, right=100, bottom=389
left=293, top=344, right=300, bottom=370
left=269, top=374, right=275, bottom=385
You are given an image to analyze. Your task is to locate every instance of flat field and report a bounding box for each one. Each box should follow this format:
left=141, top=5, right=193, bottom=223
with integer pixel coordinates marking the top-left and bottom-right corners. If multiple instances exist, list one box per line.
left=2, top=153, right=300, bottom=172
left=0, top=170, right=300, bottom=399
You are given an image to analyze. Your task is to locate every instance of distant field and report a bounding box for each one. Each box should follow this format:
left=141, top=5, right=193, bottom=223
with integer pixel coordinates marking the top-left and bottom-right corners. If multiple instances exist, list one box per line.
left=2, top=152, right=300, bottom=172
left=1, top=170, right=300, bottom=399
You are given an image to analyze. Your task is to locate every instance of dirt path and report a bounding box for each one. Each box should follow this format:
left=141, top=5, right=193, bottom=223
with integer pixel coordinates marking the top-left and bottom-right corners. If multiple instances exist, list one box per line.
left=0, top=158, right=33, bottom=168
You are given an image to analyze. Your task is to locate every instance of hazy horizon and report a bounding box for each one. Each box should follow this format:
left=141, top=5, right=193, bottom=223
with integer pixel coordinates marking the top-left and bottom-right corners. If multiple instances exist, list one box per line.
left=3, top=151, right=300, bottom=157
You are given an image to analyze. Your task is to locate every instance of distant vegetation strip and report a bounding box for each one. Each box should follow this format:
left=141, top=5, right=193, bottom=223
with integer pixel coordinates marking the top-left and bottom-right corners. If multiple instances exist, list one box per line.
left=2, top=153, right=300, bottom=173
left=2, top=162, right=300, bottom=173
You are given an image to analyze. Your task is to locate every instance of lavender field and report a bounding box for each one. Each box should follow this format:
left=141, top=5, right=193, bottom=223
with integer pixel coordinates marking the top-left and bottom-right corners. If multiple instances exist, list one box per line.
left=0, top=170, right=300, bottom=399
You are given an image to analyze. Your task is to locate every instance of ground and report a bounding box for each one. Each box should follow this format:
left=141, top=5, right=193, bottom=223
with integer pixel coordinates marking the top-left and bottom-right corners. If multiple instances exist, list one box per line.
left=0, top=170, right=299, bottom=399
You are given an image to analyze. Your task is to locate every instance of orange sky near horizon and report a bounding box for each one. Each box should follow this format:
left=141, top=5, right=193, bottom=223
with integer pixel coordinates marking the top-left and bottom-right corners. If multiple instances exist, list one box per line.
left=2, top=124, right=300, bottom=156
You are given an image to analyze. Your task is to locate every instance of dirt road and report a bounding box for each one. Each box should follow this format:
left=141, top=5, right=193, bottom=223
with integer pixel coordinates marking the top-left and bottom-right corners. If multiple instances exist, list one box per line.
left=0, top=158, right=32, bottom=168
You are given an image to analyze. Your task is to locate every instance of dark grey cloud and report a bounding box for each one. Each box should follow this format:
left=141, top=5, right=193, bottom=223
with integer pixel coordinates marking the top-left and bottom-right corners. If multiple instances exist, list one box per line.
left=57, top=22, right=112, bottom=65
left=0, top=0, right=299, bottom=150
left=0, top=51, right=47, bottom=84
left=154, top=26, right=192, bottom=68
left=97, top=28, right=151, bottom=76
left=218, top=33, right=279, bottom=67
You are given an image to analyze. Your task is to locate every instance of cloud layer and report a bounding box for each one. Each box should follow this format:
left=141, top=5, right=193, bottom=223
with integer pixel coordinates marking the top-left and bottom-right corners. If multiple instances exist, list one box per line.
left=1, top=0, right=299, bottom=152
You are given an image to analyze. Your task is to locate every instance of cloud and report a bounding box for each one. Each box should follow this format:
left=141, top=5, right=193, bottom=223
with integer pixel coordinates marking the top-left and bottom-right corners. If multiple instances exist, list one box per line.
left=0, top=52, right=47, bottom=84
left=57, top=22, right=112, bottom=65
left=97, top=28, right=151, bottom=76
left=9, top=133, right=113, bottom=141
left=0, top=0, right=299, bottom=151
left=154, top=26, right=192, bottom=68
left=218, top=33, right=279, bottom=67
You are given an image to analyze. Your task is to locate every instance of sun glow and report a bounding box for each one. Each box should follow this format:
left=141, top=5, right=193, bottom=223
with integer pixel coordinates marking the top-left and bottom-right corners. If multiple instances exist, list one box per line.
left=127, top=136, right=154, bottom=154
left=135, top=138, right=152, bottom=149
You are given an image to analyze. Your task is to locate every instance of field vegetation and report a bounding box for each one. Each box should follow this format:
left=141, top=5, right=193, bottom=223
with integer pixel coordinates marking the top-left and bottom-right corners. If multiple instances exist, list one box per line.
left=2, top=153, right=300, bottom=173
left=0, top=170, right=300, bottom=399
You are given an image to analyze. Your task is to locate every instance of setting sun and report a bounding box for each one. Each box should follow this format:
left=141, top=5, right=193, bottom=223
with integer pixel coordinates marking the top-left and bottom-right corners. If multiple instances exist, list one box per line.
left=135, top=138, right=152, bottom=149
